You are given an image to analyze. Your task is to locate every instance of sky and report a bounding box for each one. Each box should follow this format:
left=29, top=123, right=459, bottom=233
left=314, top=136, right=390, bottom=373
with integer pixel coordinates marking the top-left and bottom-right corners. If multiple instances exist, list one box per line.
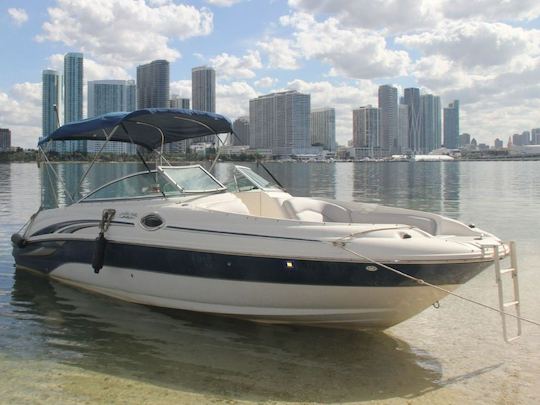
left=1, top=0, right=540, bottom=149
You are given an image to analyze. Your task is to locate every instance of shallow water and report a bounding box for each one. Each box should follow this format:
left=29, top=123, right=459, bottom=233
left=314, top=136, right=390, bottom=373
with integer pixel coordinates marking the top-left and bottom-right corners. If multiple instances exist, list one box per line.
left=0, top=161, right=539, bottom=404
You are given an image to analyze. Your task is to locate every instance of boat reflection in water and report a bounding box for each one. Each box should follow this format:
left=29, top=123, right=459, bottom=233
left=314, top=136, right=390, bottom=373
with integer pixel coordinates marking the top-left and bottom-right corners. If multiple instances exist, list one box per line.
left=11, top=268, right=445, bottom=402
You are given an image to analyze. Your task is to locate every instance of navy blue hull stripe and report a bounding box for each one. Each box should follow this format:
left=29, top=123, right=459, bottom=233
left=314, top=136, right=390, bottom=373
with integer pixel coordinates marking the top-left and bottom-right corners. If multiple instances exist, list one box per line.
left=13, top=240, right=490, bottom=287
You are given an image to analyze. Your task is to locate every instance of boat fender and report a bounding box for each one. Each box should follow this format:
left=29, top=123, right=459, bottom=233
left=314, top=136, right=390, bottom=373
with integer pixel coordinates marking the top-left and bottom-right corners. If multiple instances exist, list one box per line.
left=11, top=233, right=26, bottom=248
left=92, top=233, right=107, bottom=274
left=92, top=209, right=116, bottom=274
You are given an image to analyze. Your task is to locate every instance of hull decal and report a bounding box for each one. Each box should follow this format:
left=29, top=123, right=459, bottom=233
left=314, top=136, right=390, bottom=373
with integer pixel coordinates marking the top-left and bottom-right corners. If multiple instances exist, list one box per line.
left=31, top=220, right=134, bottom=237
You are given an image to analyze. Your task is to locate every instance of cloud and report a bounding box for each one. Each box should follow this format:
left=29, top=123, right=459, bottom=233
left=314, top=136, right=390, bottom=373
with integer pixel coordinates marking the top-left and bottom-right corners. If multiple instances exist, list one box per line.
left=170, top=80, right=192, bottom=100
left=0, top=83, right=42, bottom=148
left=258, top=12, right=410, bottom=78
left=441, top=0, right=540, bottom=21
left=397, top=21, right=540, bottom=70
left=7, top=8, right=29, bottom=25
left=288, top=0, right=439, bottom=33
left=257, top=38, right=300, bottom=70
left=210, top=51, right=262, bottom=80
left=254, top=76, right=278, bottom=88
left=36, top=0, right=213, bottom=67
left=288, top=0, right=540, bottom=32
left=205, top=0, right=244, bottom=6
left=216, top=81, right=258, bottom=119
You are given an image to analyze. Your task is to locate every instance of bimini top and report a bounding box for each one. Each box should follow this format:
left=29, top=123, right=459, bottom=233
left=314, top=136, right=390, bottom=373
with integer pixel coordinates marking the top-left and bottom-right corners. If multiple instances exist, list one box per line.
left=38, top=108, right=233, bottom=150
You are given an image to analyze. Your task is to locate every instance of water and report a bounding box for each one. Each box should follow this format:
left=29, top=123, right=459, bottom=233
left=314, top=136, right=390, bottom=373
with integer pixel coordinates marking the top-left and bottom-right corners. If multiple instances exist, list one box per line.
left=1, top=161, right=539, bottom=404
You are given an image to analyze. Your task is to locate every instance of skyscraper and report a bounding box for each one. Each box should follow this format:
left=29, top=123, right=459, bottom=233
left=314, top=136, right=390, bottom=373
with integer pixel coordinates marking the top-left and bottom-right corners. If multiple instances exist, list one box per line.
left=0, top=128, right=11, bottom=151
left=64, top=52, right=84, bottom=152
left=42, top=69, right=62, bottom=141
left=403, top=88, right=421, bottom=153
left=352, top=105, right=379, bottom=157
left=232, top=116, right=250, bottom=146
left=137, top=60, right=170, bottom=109
left=378, top=85, right=398, bottom=155
left=88, top=80, right=136, bottom=117
left=87, top=80, right=137, bottom=154
left=249, top=90, right=311, bottom=157
left=398, top=104, right=409, bottom=154
left=443, top=100, right=460, bottom=149
left=192, top=66, right=216, bottom=112
left=191, top=66, right=216, bottom=145
left=531, top=128, right=540, bottom=145
left=420, top=94, right=441, bottom=153
left=310, top=107, right=336, bottom=151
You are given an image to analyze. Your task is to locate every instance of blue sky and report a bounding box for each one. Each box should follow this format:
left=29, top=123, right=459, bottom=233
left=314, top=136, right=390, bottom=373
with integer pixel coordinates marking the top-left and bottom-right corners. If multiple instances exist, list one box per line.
left=1, top=0, right=540, bottom=148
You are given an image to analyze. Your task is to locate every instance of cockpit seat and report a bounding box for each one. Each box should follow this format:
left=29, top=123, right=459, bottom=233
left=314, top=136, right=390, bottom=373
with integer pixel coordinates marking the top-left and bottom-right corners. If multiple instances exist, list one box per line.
left=282, top=198, right=352, bottom=222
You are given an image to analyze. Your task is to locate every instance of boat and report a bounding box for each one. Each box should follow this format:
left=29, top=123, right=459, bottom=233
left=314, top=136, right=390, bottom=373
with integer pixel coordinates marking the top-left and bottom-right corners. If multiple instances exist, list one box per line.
left=12, top=108, right=509, bottom=329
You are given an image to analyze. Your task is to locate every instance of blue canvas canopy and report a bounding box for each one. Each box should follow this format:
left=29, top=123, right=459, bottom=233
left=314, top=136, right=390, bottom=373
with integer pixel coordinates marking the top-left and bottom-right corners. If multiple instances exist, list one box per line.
left=39, top=108, right=233, bottom=150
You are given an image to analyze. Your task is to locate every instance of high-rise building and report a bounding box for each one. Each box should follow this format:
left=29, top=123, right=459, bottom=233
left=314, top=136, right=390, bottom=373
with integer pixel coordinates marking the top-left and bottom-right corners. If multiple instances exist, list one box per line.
left=352, top=106, right=379, bottom=157
left=0, top=128, right=11, bottom=151
left=403, top=88, right=421, bottom=153
left=42, top=69, right=62, bottom=141
left=88, top=80, right=136, bottom=117
left=459, top=133, right=471, bottom=147
left=249, top=90, right=311, bottom=157
left=169, top=96, right=190, bottom=109
left=232, top=116, right=250, bottom=146
left=378, top=85, right=398, bottom=155
left=494, top=138, right=504, bottom=149
left=64, top=52, right=84, bottom=152
left=420, top=94, right=441, bottom=153
left=192, top=66, right=216, bottom=112
left=520, top=131, right=531, bottom=145
left=137, top=60, right=170, bottom=109
left=531, top=128, right=540, bottom=145
left=192, top=66, right=216, bottom=144
left=310, top=107, right=336, bottom=151
left=443, top=100, right=460, bottom=149
left=87, top=80, right=137, bottom=154
left=398, top=104, right=409, bottom=153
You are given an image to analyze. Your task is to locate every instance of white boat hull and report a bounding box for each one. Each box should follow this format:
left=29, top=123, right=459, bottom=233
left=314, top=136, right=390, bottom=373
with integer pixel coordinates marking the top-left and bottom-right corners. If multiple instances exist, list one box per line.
left=45, top=263, right=453, bottom=328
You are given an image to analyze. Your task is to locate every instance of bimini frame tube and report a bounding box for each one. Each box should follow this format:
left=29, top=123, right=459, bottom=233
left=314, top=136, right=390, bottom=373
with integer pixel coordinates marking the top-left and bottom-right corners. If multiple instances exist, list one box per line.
left=76, top=125, right=120, bottom=197
left=38, top=143, right=76, bottom=204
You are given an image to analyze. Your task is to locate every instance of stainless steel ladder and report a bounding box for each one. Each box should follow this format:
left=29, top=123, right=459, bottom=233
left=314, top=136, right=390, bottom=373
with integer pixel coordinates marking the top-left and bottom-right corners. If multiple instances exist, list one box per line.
left=494, top=241, right=522, bottom=342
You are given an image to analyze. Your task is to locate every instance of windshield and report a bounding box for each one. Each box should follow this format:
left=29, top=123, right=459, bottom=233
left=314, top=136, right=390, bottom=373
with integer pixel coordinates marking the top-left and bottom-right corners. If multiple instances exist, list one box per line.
left=225, top=166, right=280, bottom=192
left=81, top=171, right=182, bottom=202
left=80, top=165, right=224, bottom=202
left=159, top=166, right=225, bottom=193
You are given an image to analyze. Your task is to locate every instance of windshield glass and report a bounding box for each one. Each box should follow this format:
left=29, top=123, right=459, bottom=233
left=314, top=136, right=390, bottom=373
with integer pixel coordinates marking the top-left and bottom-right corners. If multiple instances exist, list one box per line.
left=160, top=166, right=225, bottom=193
left=224, top=166, right=280, bottom=192
left=236, top=166, right=280, bottom=190
left=81, top=171, right=181, bottom=201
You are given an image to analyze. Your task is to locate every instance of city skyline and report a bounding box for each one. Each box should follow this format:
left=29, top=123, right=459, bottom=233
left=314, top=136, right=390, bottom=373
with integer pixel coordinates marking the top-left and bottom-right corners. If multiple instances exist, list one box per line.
left=1, top=1, right=540, bottom=149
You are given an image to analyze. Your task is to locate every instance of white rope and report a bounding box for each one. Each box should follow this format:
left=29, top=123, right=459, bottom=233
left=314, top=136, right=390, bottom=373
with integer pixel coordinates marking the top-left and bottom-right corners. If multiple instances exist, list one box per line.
left=332, top=241, right=540, bottom=328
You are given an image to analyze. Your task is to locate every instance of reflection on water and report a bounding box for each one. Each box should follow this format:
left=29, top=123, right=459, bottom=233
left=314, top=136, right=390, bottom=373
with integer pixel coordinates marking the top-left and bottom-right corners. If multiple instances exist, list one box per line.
left=8, top=269, right=441, bottom=402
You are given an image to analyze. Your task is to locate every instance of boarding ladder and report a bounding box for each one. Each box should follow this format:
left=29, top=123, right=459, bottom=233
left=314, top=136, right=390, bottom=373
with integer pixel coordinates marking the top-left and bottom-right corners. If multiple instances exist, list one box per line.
left=493, top=242, right=522, bottom=342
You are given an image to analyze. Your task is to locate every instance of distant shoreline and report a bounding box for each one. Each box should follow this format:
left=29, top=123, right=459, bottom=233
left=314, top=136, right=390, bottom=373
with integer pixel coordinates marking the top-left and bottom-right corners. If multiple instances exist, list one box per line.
left=3, top=157, right=540, bottom=164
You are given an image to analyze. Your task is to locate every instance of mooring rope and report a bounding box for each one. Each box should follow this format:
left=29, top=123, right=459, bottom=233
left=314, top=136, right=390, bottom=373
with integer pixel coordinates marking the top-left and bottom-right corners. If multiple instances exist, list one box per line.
left=331, top=241, right=540, bottom=328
